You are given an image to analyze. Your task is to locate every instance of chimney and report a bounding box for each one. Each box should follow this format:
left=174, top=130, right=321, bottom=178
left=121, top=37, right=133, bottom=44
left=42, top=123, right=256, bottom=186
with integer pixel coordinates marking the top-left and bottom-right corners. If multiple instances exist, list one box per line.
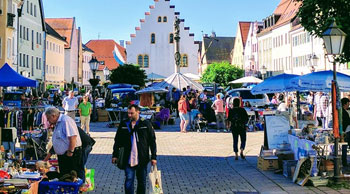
left=211, top=31, right=216, bottom=38
left=204, top=34, right=208, bottom=38
left=120, top=40, right=125, bottom=47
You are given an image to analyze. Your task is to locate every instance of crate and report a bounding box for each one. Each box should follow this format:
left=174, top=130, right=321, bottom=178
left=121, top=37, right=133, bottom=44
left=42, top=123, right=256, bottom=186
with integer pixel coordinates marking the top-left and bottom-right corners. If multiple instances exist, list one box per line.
left=257, top=156, right=278, bottom=171
left=38, top=179, right=83, bottom=194
left=283, top=160, right=298, bottom=178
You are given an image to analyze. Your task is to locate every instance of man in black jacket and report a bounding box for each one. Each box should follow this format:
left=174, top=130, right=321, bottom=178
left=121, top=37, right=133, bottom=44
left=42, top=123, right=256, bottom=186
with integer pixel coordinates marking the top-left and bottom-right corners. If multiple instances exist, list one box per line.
left=112, top=104, right=157, bottom=194
left=341, top=98, right=350, bottom=167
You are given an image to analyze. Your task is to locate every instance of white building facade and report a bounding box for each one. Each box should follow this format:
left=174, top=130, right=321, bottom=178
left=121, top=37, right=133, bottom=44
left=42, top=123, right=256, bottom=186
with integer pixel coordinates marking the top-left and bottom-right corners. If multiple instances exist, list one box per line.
left=244, top=22, right=263, bottom=76
left=82, top=45, right=93, bottom=88
left=126, top=0, right=199, bottom=78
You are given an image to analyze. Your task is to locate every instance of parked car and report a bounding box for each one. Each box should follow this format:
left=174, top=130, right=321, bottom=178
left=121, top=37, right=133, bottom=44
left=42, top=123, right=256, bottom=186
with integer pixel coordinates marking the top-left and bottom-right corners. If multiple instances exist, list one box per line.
left=3, top=92, right=23, bottom=107
left=227, top=88, right=270, bottom=107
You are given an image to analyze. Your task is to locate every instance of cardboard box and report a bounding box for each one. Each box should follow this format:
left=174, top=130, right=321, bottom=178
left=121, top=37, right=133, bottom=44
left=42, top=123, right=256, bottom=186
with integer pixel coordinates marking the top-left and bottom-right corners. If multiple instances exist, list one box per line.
left=97, top=109, right=109, bottom=117
left=283, top=160, right=298, bottom=178
left=98, top=115, right=109, bottom=122
left=257, top=156, right=279, bottom=171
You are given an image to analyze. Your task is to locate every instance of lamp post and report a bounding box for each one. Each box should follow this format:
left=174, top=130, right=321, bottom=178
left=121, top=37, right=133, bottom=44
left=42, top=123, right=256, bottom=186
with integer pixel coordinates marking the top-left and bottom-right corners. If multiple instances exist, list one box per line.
left=260, top=65, right=267, bottom=80
left=322, top=21, right=347, bottom=183
left=89, top=57, right=99, bottom=122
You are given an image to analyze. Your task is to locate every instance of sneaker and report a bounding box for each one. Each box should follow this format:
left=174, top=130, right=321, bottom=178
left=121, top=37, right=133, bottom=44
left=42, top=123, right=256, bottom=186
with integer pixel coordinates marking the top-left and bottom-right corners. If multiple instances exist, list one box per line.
left=240, top=152, right=245, bottom=160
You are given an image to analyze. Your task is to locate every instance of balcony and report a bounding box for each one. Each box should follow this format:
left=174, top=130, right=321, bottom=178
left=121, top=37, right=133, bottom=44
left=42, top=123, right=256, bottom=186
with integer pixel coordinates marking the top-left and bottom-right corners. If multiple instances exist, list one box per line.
left=7, top=13, right=16, bottom=28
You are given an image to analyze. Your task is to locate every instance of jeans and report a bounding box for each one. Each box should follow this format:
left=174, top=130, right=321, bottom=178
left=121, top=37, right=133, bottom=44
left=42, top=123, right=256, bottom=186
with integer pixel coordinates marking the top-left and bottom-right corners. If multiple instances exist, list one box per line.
left=215, top=112, right=226, bottom=130
left=125, top=165, right=148, bottom=194
left=79, top=145, right=93, bottom=182
left=232, top=130, right=247, bottom=153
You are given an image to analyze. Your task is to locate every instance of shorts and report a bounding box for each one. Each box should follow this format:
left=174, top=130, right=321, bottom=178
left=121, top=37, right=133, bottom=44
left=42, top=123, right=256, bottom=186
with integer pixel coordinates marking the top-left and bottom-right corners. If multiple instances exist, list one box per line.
left=179, top=112, right=189, bottom=121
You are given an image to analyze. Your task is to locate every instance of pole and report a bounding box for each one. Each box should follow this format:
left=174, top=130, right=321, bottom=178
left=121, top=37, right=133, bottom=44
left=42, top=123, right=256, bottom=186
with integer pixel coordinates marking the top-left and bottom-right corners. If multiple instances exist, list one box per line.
left=174, top=17, right=181, bottom=74
left=332, top=60, right=341, bottom=183
left=92, top=70, right=97, bottom=122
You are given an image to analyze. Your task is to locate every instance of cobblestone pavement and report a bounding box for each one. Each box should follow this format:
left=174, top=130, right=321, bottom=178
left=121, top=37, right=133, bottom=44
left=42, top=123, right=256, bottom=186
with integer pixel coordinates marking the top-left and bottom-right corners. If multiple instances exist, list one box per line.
left=86, top=121, right=350, bottom=194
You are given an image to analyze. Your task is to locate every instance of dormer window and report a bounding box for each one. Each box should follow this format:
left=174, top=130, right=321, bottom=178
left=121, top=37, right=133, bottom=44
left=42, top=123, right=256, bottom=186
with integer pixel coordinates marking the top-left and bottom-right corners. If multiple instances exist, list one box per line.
left=163, top=16, right=167, bottom=22
left=157, top=16, right=161, bottom=22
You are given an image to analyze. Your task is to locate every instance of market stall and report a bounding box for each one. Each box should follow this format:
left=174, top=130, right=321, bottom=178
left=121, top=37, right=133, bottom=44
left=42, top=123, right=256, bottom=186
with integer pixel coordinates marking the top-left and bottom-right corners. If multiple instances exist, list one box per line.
left=253, top=71, right=350, bottom=186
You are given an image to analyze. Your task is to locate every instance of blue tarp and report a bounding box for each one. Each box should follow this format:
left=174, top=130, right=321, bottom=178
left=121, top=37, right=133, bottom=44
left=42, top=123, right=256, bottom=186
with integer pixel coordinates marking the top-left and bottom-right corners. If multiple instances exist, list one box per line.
left=0, top=63, right=37, bottom=87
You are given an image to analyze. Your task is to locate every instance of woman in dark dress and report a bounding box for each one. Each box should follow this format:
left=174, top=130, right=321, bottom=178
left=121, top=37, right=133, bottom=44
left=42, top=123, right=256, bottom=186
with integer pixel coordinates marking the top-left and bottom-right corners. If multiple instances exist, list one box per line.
left=228, top=98, right=249, bottom=160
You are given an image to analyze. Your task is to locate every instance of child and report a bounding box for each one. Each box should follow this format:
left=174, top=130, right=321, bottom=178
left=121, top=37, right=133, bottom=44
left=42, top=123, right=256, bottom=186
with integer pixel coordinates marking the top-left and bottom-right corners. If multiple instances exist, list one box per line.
left=194, top=113, right=208, bottom=132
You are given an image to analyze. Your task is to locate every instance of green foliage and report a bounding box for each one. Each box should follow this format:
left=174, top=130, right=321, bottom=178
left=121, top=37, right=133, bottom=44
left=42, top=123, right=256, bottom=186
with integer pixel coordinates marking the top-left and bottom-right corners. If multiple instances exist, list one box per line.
left=46, top=84, right=54, bottom=90
left=59, top=87, right=64, bottom=92
left=109, top=64, right=147, bottom=87
left=296, top=0, right=350, bottom=62
left=201, top=62, right=244, bottom=87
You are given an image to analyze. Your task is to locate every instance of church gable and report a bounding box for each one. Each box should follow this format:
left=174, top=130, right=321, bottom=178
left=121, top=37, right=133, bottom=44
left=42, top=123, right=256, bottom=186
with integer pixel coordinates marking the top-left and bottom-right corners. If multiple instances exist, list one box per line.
left=126, top=0, right=199, bottom=77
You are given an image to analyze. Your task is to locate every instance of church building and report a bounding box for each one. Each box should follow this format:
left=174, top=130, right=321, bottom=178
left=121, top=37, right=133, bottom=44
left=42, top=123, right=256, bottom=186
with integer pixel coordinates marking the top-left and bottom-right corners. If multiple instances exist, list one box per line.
left=126, top=0, right=200, bottom=78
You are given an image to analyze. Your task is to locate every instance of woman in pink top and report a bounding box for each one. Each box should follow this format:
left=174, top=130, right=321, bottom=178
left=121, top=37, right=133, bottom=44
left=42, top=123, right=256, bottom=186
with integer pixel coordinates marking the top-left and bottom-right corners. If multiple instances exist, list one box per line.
left=212, top=93, right=226, bottom=132
left=178, top=95, right=189, bottom=133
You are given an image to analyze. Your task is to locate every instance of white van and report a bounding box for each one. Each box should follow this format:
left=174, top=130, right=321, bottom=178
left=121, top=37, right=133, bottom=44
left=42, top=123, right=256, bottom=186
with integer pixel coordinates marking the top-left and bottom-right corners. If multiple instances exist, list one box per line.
left=227, top=88, right=270, bottom=107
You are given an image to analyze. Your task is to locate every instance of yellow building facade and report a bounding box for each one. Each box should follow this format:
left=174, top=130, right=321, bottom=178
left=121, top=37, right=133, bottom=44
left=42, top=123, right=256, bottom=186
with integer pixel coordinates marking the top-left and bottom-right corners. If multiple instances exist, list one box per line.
left=0, top=0, right=20, bottom=68
left=45, top=23, right=66, bottom=88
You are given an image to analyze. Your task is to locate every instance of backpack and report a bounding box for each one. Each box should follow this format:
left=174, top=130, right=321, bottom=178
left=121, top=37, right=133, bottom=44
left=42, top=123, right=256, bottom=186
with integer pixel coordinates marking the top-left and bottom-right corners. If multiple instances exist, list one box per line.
left=230, top=108, right=245, bottom=129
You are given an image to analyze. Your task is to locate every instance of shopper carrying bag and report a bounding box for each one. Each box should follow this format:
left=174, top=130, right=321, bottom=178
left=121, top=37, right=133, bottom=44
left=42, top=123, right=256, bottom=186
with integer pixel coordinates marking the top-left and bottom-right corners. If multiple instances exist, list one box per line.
left=148, top=165, right=163, bottom=194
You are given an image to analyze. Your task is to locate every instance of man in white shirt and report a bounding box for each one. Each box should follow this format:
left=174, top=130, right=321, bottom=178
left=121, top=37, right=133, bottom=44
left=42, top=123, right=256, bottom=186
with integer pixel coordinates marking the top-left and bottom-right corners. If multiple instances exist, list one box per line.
left=45, top=107, right=83, bottom=178
left=62, top=91, right=79, bottom=120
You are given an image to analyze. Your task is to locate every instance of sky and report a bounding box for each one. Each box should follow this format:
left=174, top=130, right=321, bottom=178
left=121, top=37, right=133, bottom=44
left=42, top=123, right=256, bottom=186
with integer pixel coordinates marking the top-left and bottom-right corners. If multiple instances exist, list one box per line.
left=43, top=0, right=280, bottom=44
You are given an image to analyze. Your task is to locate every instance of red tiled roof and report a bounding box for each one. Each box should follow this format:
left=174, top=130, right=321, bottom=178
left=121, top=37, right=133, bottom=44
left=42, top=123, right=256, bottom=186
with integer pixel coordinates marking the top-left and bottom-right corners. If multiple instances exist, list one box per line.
left=46, top=18, right=75, bottom=49
left=274, top=0, right=290, bottom=15
left=274, top=0, right=301, bottom=28
left=239, top=22, right=251, bottom=48
left=85, top=39, right=126, bottom=71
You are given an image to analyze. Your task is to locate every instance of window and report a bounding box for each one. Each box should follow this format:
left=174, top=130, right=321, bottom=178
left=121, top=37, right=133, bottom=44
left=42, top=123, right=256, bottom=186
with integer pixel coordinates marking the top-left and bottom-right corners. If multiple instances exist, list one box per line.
left=163, top=16, right=167, bottom=22
left=36, top=32, right=38, bottom=44
left=31, top=56, right=34, bottom=76
left=20, top=25, right=22, bottom=38
left=26, top=54, right=28, bottom=67
left=26, top=1, right=28, bottom=13
left=150, top=33, right=155, bottom=44
left=26, top=28, right=28, bottom=40
left=7, top=38, right=11, bottom=59
left=30, top=3, right=32, bottom=15
left=39, top=33, right=41, bottom=45
left=181, top=54, right=188, bottom=67
left=35, top=57, right=38, bottom=69
left=157, top=16, right=161, bottom=22
left=0, top=0, right=3, bottom=15
left=34, top=5, right=36, bottom=17
left=31, top=30, right=34, bottom=50
left=137, top=55, right=143, bottom=66
left=143, top=55, right=149, bottom=68
left=19, top=53, right=22, bottom=66
left=169, top=33, right=174, bottom=44
left=23, top=54, right=25, bottom=67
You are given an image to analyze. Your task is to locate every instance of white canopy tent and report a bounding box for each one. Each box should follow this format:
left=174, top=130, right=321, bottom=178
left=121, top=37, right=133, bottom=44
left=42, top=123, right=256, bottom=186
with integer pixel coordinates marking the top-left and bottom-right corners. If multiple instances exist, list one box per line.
left=229, top=76, right=263, bottom=84
left=154, top=73, right=204, bottom=91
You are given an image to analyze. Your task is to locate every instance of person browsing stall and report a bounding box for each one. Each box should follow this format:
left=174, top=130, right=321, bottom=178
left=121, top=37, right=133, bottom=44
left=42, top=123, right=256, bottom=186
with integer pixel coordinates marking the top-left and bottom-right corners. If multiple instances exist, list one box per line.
left=78, top=96, right=92, bottom=135
left=44, top=107, right=83, bottom=179
left=112, top=104, right=157, bottom=194
left=341, top=98, right=350, bottom=167
left=62, top=91, right=79, bottom=120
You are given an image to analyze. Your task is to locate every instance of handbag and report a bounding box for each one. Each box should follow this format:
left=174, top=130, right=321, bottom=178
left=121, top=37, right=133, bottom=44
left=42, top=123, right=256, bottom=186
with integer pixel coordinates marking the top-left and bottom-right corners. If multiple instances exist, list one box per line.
left=148, top=165, right=163, bottom=194
left=116, top=147, right=125, bottom=169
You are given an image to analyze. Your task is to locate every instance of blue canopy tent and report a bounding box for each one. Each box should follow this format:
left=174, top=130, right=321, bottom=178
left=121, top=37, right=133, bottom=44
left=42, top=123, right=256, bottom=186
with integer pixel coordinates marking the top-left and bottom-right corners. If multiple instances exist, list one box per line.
left=0, top=63, right=37, bottom=87
left=251, top=73, right=301, bottom=94
left=290, top=70, right=350, bottom=92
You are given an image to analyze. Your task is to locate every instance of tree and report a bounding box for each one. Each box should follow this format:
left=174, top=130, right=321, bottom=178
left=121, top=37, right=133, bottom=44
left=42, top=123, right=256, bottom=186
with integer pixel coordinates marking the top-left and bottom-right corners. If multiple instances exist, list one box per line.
left=109, top=64, right=147, bottom=87
left=296, top=0, right=350, bottom=62
left=201, top=62, right=244, bottom=87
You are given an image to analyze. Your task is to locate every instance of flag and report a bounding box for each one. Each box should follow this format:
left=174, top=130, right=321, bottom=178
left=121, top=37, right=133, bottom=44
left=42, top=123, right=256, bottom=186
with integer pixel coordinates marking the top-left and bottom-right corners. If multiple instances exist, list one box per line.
left=113, top=45, right=125, bottom=65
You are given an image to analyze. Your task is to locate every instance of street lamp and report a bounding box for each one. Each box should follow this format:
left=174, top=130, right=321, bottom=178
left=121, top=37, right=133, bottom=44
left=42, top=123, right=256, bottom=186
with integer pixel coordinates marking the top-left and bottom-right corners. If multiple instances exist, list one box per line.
left=322, top=21, right=347, bottom=183
left=103, top=66, right=110, bottom=81
left=260, top=65, right=267, bottom=80
left=307, top=54, right=319, bottom=72
left=89, top=57, right=100, bottom=122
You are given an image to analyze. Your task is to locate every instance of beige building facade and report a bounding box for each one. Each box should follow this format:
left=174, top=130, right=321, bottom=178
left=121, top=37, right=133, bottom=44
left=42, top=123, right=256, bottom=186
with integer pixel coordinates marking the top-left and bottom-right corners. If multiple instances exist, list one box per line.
left=45, top=23, right=66, bottom=88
